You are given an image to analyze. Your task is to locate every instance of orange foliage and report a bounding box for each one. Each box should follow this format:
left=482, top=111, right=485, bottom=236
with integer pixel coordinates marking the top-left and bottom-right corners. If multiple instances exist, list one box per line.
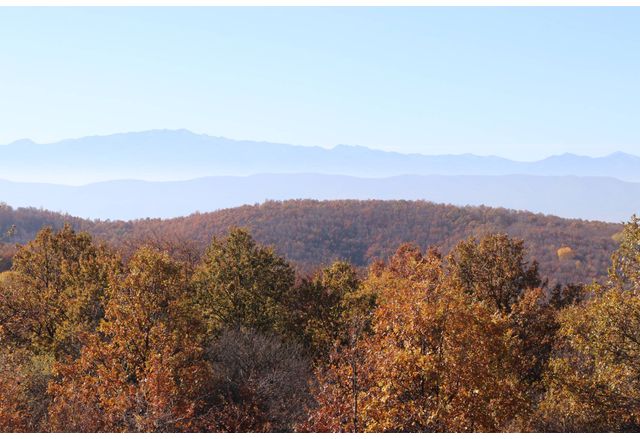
left=0, top=218, right=638, bottom=432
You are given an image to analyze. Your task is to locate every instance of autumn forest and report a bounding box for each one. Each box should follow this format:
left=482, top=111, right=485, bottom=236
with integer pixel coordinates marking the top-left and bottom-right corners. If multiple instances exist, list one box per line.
left=0, top=199, right=638, bottom=432
left=4, top=3, right=640, bottom=434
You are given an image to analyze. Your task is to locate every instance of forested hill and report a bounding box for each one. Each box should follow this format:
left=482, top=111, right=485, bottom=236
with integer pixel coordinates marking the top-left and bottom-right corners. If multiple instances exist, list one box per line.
left=0, top=200, right=621, bottom=286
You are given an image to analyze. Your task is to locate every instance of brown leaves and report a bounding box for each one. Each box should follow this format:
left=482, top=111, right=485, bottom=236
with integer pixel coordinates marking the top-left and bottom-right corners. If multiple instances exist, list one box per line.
left=535, top=217, right=640, bottom=431
left=2, top=222, right=640, bottom=432
left=448, top=234, right=542, bottom=313
left=306, top=246, right=530, bottom=432
left=206, top=328, right=312, bottom=432
left=538, top=289, right=640, bottom=431
left=1, top=225, right=116, bottom=359
left=48, top=247, right=211, bottom=432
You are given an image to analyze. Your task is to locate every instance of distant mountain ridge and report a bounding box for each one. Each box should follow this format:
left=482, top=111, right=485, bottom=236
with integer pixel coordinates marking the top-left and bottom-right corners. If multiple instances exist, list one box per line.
left=2, top=129, right=640, bottom=184
left=0, top=173, right=637, bottom=222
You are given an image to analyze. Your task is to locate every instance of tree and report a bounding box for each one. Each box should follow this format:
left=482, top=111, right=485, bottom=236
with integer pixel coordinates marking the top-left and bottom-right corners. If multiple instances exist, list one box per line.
left=0, top=225, right=116, bottom=431
left=193, top=228, right=295, bottom=336
left=0, top=225, right=116, bottom=359
left=447, top=234, right=542, bottom=313
left=305, top=244, right=528, bottom=432
left=537, top=217, right=640, bottom=431
left=0, top=216, right=630, bottom=432
left=508, top=287, right=558, bottom=387
left=289, top=261, right=368, bottom=359
left=0, top=348, right=39, bottom=432
left=205, top=328, right=312, bottom=432
left=48, top=247, right=211, bottom=432
left=609, top=214, right=640, bottom=292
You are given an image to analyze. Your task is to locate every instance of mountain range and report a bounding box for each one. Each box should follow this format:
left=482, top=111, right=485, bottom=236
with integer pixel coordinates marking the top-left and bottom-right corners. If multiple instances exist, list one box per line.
left=0, top=173, right=637, bottom=222
left=0, top=129, right=637, bottom=222
left=2, top=129, right=640, bottom=184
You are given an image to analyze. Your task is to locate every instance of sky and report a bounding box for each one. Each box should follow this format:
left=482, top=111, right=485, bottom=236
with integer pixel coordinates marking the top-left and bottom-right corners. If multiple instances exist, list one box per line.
left=1, top=7, right=639, bottom=160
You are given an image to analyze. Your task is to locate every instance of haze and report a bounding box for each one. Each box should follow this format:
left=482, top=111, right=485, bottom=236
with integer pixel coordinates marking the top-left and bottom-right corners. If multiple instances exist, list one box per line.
left=2, top=7, right=640, bottom=160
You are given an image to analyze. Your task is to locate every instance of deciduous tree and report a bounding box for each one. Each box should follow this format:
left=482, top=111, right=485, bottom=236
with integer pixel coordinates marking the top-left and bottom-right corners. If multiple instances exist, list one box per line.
left=537, top=217, right=640, bottom=431
left=48, top=247, right=210, bottom=432
left=194, top=229, right=295, bottom=336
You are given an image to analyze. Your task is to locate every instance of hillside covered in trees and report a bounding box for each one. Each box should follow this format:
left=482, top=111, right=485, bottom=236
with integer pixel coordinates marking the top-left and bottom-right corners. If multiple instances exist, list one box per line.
left=1, top=217, right=639, bottom=432
left=0, top=200, right=622, bottom=286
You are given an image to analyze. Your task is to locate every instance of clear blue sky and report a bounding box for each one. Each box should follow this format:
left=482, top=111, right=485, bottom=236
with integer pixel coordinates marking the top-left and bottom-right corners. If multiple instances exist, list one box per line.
left=1, top=7, right=639, bottom=160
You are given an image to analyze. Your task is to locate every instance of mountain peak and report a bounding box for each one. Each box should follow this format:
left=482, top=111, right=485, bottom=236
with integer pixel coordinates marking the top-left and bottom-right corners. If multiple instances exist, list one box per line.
left=8, top=138, right=36, bottom=147
left=606, top=151, right=638, bottom=159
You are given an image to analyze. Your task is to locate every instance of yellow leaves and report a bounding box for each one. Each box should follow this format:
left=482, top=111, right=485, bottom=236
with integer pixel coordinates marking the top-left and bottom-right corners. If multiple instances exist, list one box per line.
left=0, top=270, right=14, bottom=285
left=538, top=220, right=640, bottom=431
left=557, top=246, right=575, bottom=260
left=308, top=243, right=531, bottom=432
left=6, top=220, right=640, bottom=432
left=46, top=246, right=211, bottom=433
left=0, top=225, right=116, bottom=360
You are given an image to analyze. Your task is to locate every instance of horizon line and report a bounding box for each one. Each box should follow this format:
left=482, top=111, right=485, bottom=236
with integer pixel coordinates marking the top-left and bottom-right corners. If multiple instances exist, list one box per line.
left=2, top=128, right=638, bottom=162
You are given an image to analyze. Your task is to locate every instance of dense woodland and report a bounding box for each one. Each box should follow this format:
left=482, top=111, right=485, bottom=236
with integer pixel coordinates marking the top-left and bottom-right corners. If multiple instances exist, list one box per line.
left=0, top=205, right=639, bottom=431
left=0, top=200, right=622, bottom=286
